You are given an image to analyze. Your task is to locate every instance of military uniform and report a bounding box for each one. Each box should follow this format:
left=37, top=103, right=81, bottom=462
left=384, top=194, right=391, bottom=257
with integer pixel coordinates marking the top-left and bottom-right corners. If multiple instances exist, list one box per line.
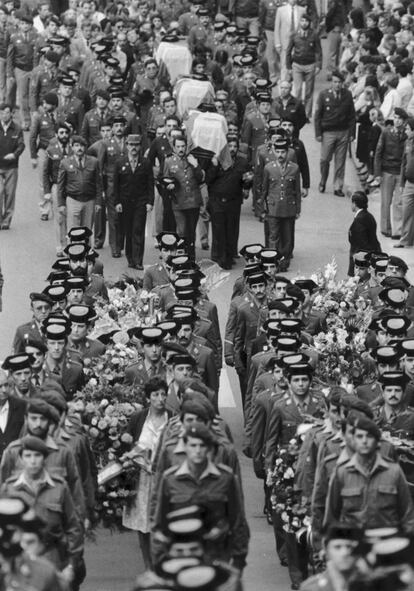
left=261, top=160, right=301, bottom=260
left=356, top=380, right=382, bottom=404
left=84, top=273, right=108, bottom=305
left=13, top=319, right=44, bottom=353
left=80, top=107, right=112, bottom=147
left=188, top=24, right=215, bottom=52
left=56, top=94, right=85, bottom=133
left=241, top=112, right=269, bottom=168
left=42, top=354, right=85, bottom=399
left=29, top=65, right=58, bottom=113
left=152, top=460, right=249, bottom=567
left=187, top=338, right=219, bottom=395
left=67, top=336, right=106, bottom=362
left=234, top=296, right=268, bottom=375
left=142, top=262, right=170, bottom=291
left=1, top=471, right=83, bottom=569
left=224, top=294, right=251, bottom=366
left=0, top=434, right=86, bottom=520
left=324, top=452, right=414, bottom=532
left=124, top=358, right=167, bottom=388
left=29, top=111, right=56, bottom=159
left=43, top=138, right=73, bottom=255
left=163, top=154, right=204, bottom=258
left=195, top=298, right=222, bottom=371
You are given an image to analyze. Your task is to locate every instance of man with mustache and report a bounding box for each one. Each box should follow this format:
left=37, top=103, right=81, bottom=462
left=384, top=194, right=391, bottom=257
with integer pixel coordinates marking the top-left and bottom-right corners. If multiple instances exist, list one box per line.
left=373, top=370, right=414, bottom=437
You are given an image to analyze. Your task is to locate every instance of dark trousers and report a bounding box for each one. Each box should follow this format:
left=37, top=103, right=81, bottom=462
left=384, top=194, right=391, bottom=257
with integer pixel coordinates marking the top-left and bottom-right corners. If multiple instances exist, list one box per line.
left=120, top=202, right=147, bottom=265
left=94, top=183, right=122, bottom=254
left=285, top=531, right=309, bottom=587
left=267, top=216, right=295, bottom=258
left=161, top=194, right=176, bottom=233
left=210, top=202, right=241, bottom=265
left=174, top=207, right=200, bottom=259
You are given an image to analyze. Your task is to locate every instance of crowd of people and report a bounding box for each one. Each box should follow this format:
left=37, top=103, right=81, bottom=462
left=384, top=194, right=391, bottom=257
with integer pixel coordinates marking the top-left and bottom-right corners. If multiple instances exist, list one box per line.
left=4, top=0, right=414, bottom=588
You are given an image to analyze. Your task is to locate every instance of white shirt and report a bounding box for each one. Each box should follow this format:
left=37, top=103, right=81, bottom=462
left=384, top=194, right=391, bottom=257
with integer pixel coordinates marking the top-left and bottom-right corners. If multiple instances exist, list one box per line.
left=0, top=400, right=9, bottom=433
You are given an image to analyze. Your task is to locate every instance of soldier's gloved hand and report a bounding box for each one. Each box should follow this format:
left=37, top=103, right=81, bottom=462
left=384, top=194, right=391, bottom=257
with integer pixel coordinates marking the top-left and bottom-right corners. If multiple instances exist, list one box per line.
left=166, top=183, right=175, bottom=191
left=115, top=203, right=123, bottom=213
left=44, top=193, right=52, bottom=201
left=301, top=188, right=308, bottom=198
left=146, top=203, right=153, bottom=213
left=61, top=564, right=75, bottom=583
left=31, top=158, right=38, bottom=168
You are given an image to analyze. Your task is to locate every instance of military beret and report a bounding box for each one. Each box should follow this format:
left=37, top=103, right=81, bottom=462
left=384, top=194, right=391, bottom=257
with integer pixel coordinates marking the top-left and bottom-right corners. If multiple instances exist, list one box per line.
left=17, top=11, right=33, bottom=23
left=387, top=256, right=409, bottom=273
left=29, top=292, right=53, bottom=306
left=183, top=424, right=216, bottom=446
left=300, top=12, right=312, bottom=21
left=268, top=300, right=288, bottom=313
left=276, top=298, right=300, bottom=313
left=95, top=89, right=110, bottom=100
left=381, top=275, right=411, bottom=289
left=394, top=107, right=408, bottom=120
left=70, top=135, right=87, bottom=147
left=2, top=354, right=33, bottom=372
left=331, top=69, right=344, bottom=81
left=39, top=389, right=68, bottom=413
left=379, top=371, right=409, bottom=389
left=44, top=50, right=60, bottom=64
left=264, top=356, right=285, bottom=371
left=353, top=416, right=381, bottom=440
left=42, top=284, right=67, bottom=302
left=286, top=284, right=305, bottom=303
left=341, top=395, right=374, bottom=418
left=19, top=435, right=50, bottom=456
left=26, top=399, right=60, bottom=423
left=181, top=400, right=210, bottom=422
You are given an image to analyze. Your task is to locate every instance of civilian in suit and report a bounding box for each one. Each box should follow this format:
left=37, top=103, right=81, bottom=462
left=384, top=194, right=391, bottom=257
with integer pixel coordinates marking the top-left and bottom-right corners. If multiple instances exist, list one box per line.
left=0, top=370, right=26, bottom=459
left=123, top=376, right=170, bottom=569
left=274, top=0, right=306, bottom=82
left=114, top=134, right=154, bottom=270
left=348, top=191, right=381, bottom=276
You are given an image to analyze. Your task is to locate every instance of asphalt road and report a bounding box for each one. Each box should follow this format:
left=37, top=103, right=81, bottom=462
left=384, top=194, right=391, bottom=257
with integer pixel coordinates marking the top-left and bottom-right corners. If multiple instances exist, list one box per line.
left=1, top=82, right=414, bottom=591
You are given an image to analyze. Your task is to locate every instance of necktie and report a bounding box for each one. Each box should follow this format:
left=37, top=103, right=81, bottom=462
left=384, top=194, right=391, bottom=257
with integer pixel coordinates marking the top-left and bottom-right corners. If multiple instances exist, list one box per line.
left=62, top=146, right=67, bottom=157
left=78, top=158, right=83, bottom=170
left=291, top=6, right=295, bottom=31
left=148, top=365, right=156, bottom=378
left=50, top=112, right=55, bottom=125
left=33, top=374, right=40, bottom=386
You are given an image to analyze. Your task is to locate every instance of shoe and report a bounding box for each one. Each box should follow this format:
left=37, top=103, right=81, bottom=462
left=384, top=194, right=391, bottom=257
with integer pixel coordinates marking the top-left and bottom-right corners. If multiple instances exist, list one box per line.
left=220, top=262, right=232, bottom=270
left=201, top=243, right=209, bottom=250
left=394, top=243, right=405, bottom=248
left=40, top=214, right=48, bottom=221
left=112, top=251, right=121, bottom=258
left=136, top=264, right=144, bottom=270
left=1, top=224, right=9, bottom=230
left=291, top=584, right=300, bottom=590
left=128, top=262, right=138, bottom=269
left=94, top=242, right=104, bottom=249
left=391, top=235, right=401, bottom=240
left=334, top=189, right=345, bottom=197
left=280, top=559, right=288, bottom=567
left=318, top=183, right=325, bottom=193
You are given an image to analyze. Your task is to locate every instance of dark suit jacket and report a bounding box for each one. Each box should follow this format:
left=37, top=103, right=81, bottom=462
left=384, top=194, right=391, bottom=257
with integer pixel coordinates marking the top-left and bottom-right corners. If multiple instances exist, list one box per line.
left=0, top=397, right=26, bottom=458
left=348, top=209, right=381, bottom=254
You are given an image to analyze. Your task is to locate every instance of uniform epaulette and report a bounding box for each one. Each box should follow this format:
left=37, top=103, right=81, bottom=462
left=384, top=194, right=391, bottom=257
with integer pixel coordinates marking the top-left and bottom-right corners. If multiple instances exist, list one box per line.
left=323, top=452, right=339, bottom=464
left=4, top=474, right=19, bottom=484
left=164, top=464, right=180, bottom=476
left=216, top=463, right=234, bottom=474
left=50, top=473, right=66, bottom=484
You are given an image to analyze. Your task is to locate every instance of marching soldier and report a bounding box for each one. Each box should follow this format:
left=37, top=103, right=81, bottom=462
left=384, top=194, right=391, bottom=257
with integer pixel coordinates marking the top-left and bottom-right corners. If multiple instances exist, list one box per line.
left=66, top=304, right=106, bottom=362
left=55, top=75, right=85, bottom=134
left=142, top=231, right=178, bottom=291
left=28, top=50, right=59, bottom=115
left=124, top=327, right=167, bottom=389
left=12, top=292, right=52, bottom=353
left=81, top=89, right=111, bottom=147
left=2, top=353, right=40, bottom=398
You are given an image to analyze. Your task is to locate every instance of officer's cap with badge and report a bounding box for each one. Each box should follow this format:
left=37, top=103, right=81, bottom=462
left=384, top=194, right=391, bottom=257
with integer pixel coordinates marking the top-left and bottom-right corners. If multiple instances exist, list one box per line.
left=157, top=319, right=179, bottom=337
left=42, top=284, right=68, bottom=303
left=0, top=497, right=27, bottom=526
left=176, top=564, right=229, bottom=591
left=170, top=353, right=197, bottom=368
left=273, top=139, right=289, bottom=151
left=26, top=399, right=60, bottom=424
left=166, top=506, right=205, bottom=540
left=275, top=336, right=300, bottom=353
left=379, top=371, right=409, bottom=389
left=171, top=309, right=198, bottom=327
left=157, top=231, right=179, bottom=250
left=263, top=319, right=281, bottom=338
left=59, top=75, right=75, bottom=86
left=242, top=263, right=263, bottom=279
left=381, top=275, right=411, bottom=290
left=166, top=255, right=193, bottom=272
left=278, top=318, right=303, bottom=334
left=285, top=362, right=313, bottom=378
left=399, top=338, right=414, bottom=358
left=281, top=353, right=309, bottom=367
left=260, top=249, right=280, bottom=267
left=2, top=353, right=34, bottom=373
left=43, top=322, right=70, bottom=342
left=255, top=91, right=271, bottom=104
left=19, top=435, right=50, bottom=457
left=353, top=250, right=371, bottom=268
left=51, top=257, right=70, bottom=271
left=276, top=298, right=300, bottom=313
left=66, top=304, right=95, bottom=325
left=380, top=315, right=411, bottom=336
left=183, top=424, right=216, bottom=447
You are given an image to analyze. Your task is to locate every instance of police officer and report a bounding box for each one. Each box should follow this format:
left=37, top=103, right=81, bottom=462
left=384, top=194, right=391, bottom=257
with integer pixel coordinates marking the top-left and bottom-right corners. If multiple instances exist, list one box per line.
left=65, top=242, right=108, bottom=305
left=373, top=371, right=414, bottom=437
left=163, top=135, right=204, bottom=260
left=260, top=138, right=301, bottom=271
left=55, top=75, right=85, bottom=134
left=143, top=231, right=179, bottom=291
